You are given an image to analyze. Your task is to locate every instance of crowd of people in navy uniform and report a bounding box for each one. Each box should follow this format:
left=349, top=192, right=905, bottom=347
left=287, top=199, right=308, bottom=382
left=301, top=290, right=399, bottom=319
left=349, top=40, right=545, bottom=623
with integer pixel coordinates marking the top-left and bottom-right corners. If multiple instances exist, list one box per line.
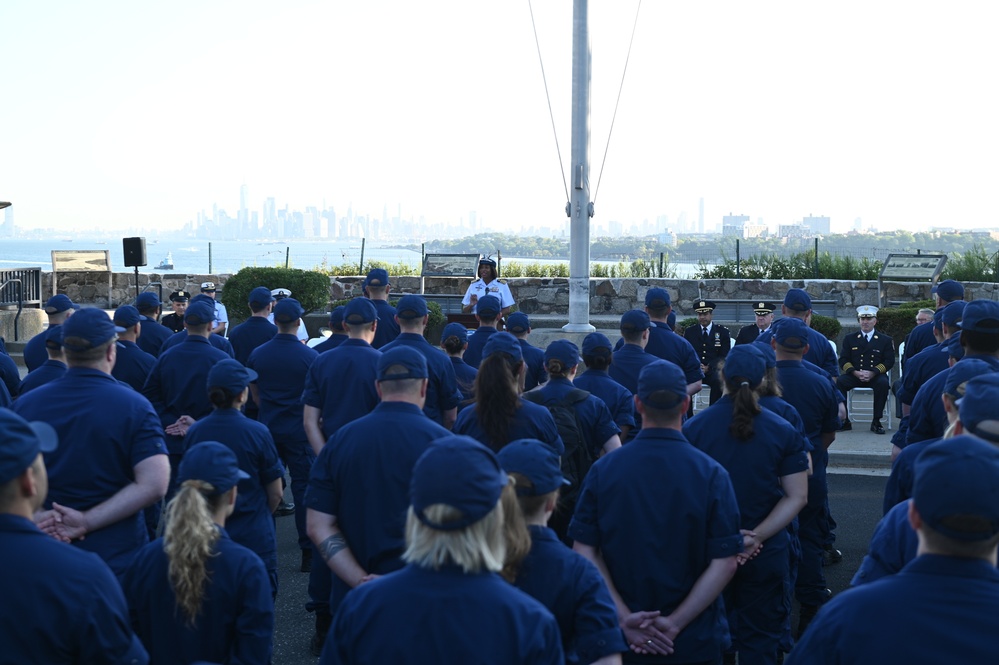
left=5, top=263, right=999, bottom=665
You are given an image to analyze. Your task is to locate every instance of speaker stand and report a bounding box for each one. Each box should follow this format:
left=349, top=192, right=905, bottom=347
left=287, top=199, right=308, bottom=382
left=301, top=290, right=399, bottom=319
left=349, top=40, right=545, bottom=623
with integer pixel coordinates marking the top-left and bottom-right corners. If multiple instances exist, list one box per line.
left=134, top=266, right=140, bottom=299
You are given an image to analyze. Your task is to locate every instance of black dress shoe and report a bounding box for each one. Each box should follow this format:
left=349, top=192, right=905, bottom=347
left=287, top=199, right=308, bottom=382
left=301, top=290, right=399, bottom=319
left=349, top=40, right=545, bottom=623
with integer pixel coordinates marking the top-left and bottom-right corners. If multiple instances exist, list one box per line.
left=838, top=420, right=852, bottom=431
left=822, top=546, right=843, bottom=566
left=871, top=422, right=886, bottom=435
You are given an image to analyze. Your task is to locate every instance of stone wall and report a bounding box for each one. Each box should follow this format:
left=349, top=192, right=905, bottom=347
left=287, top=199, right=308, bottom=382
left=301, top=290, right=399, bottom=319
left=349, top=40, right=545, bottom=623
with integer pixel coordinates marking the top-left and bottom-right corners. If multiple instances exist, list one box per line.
left=37, top=271, right=999, bottom=319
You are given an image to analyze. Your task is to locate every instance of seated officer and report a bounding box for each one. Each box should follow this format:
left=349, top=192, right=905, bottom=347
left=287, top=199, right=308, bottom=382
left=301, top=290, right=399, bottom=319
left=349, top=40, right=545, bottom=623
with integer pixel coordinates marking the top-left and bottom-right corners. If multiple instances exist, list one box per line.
left=788, top=434, right=999, bottom=664
left=735, top=302, right=775, bottom=345
left=836, top=306, right=895, bottom=434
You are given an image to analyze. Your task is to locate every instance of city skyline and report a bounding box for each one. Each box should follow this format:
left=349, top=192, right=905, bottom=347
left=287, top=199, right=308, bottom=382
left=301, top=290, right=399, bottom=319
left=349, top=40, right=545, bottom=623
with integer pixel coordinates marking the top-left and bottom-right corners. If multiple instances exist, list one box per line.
left=2, top=2, right=998, bottom=235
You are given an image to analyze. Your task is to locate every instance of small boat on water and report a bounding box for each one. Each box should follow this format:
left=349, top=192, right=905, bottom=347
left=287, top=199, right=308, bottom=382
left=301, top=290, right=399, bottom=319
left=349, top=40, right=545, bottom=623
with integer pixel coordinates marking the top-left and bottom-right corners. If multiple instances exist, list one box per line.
left=155, top=252, right=174, bottom=270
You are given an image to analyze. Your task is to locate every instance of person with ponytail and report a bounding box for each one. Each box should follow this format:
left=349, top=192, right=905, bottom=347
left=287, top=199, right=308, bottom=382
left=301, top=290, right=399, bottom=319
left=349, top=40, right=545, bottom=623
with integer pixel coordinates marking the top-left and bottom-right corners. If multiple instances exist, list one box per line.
left=185, top=359, right=284, bottom=598
left=682, top=345, right=809, bottom=665
left=123, top=441, right=273, bottom=664
left=452, top=332, right=563, bottom=455
left=498, top=439, right=629, bottom=665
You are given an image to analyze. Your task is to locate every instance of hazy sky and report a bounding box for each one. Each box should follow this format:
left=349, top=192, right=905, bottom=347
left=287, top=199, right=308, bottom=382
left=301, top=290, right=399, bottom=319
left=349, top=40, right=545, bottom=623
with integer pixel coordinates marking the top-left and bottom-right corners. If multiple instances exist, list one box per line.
left=2, top=1, right=997, bottom=235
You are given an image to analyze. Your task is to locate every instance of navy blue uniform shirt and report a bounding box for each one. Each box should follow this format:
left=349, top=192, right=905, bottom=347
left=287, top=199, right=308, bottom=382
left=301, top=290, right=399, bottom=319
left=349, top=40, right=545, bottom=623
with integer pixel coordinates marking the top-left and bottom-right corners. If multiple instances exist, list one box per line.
left=515, top=525, right=628, bottom=664
left=123, top=527, right=273, bottom=665
left=13, top=367, right=168, bottom=576
left=569, top=427, right=743, bottom=664
left=380, top=333, right=462, bottom=425
left=159, top=329, right=235, bottom=357
left=186, top=410, right=284, bottom=575
left=462, top=325, right=498, bottom=369
left=313, top=333, right=348, bottom=354
left=306, top=401, right=450, bottom=613
left=608, top=343, right=660, bottom=396
left=774, top=360, right=840, bottom=448
left=228, top=316, right=278, bottom=365
left=452, top=396, right=564, bottom=454
left=0, top=350, right=21, bottom=396
left=851, top=499, right=918, bottom=587
left=143, top=335, right=231, bottom=455
left=901, top=321, right=936, bottom=368
left=907, top=356, right=999, bottom=445
left=17, top=358, right=66, bottom=396
left=520, top=338, right=548, bottom=390
left=112, top=339, right=156, bottom=392
left=615, top=322, right=703, bottom=384
left=371, top=299, right=400, bottom=349
left=23, top=323, right=59, bottom=372
left=247, top=333, right=318, bottom=440
left=136, top=315, right=172, bottom=358
left=898, top=341, right=948, bottom=404
left=449, top=355, right=477, bottom=405
left=574, top=368, right=637, bottom=432
left=0, top=514, right=148, bottom=664
left=790, top=555, right=999, bottom=665
left=302, top=337, right=382, bottom=439
left=323, top=564, right=564, bottom=665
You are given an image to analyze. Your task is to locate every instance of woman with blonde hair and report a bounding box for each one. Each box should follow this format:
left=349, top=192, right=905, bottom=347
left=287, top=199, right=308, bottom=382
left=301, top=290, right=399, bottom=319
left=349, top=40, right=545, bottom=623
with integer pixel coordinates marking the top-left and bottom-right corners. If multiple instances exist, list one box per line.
left=123, top=441, right=273, bottom=664
left=322, top=435, right=563, bottom=664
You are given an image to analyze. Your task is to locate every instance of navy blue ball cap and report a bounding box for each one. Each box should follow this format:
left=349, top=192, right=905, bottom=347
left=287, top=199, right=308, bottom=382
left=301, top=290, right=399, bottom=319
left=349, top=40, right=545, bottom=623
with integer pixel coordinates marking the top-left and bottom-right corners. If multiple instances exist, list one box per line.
left=273, top=297, right=304, bottom=324
left=395, top=294, right=429, bottom=320
left=958, top=300, right=999, bottom=334
left=774, top=317, right=810, bottom=350
left=940, top=301, right=966, bottom=327
left=44, top=324, right=64, bottom=350
left=638, top=359, right=687, bottom=409
left=932, top=279, right=965, bottom=302
left=365, top=268, right=390, bottom=288
left=544, top=339, right=580, bottom=368
left=483, top=331, right=522, bottom=362
left=620, top=309, right=651, bottom=333
left=411, top=435, right=508, bottom=531
left=506, top=312, right=530, bottom=334
left=581, top=332, right=612, bottom=358
left=723, top=344, right=765, bottom=388
left=44, top=294, right=79, bottom=314
left=377, top=346, right=429, bottom=381
left=645, top=287, right=671, bottom=308
left=343, top=297, right=377, bottom=325
left=913, top=435, right=999, bottom=541
left=184, top=301, right=215, bottom=326
left=476, top=295, right=501, bottom=318
left=942, top=331, right=965, bottom=360
left=946, top=359, right=995, bottom=400
left=441, top=322, right=469, bottom=345
left=329, top=306, right=345, bottom=330
left=0, top=409, right=58, bottom=485
left=62, top=308, right=123, bottom=352
left=113, top=305, right=141, bottom=329
left=248, top=286, right=275, bottom=307
left=956, top=372, right=999, bottom=440
left=190, top=293, right=215, bottom=306
left=135, top=292, right=161, bottom=309
left=497, top=439, right=570, bottom=496
left=753, top=339, right=777, bottom=368
left=178, top=441, right=251, bottom=496
left=206, top=358, right=258, bottom=393
left=783, top=288, right=812, bottom=312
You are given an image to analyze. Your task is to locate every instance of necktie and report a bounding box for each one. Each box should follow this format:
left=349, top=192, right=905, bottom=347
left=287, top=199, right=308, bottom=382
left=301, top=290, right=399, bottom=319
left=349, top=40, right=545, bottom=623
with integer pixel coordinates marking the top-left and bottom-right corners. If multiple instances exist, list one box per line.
left=702, top=327, right=709, bottom=345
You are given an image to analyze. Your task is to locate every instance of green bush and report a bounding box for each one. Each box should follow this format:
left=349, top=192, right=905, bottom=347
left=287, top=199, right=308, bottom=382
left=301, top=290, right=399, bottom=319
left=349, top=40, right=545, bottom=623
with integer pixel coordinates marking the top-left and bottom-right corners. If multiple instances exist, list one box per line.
left=678, top=317, right=699, bottom=335
left=329, top=297, right=446, bottom=346
left=809, top=314, right=842, bottom=341
left=873, top=300, right=934, bottom=346
left=316, top=259, right=419, bottom=277
left=221, top=267, right=330, bottom=326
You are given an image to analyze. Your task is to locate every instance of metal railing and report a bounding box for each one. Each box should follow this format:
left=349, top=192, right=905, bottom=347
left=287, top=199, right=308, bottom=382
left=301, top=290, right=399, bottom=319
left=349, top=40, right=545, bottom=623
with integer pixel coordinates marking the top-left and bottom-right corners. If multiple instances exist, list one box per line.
left=0, top=267, right=43, bottom=341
